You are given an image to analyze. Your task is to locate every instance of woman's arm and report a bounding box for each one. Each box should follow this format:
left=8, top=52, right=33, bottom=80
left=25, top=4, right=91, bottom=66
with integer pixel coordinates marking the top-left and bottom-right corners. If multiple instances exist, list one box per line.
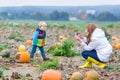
left=82, top=37, right=87, bottom=43
left=81, top=39, right=98, bottom=51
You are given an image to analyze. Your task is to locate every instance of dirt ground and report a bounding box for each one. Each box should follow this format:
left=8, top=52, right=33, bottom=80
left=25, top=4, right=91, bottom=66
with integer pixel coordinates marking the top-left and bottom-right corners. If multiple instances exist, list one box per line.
left=0, top=27, right=120, bottom=80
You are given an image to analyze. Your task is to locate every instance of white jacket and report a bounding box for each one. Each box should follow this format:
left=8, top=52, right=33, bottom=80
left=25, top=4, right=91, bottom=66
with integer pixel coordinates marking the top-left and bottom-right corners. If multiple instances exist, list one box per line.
left=81, top=28, right=112, bottom=62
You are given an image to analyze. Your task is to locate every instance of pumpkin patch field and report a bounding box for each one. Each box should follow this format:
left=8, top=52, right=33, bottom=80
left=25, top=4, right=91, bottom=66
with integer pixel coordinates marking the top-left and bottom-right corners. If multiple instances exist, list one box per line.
left=0, top=21, right=120, bottom=80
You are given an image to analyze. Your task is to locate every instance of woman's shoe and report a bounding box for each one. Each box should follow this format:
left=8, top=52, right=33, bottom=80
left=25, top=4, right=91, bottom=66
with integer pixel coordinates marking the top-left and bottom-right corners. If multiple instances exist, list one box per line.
left=87, top=57, right=107, bottom=69
left=79, top=59, right=92, bottom=68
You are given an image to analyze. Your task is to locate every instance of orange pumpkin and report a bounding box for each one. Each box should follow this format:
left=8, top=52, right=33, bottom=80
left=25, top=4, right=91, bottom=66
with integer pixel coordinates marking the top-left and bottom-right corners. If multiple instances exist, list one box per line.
left=59, top=36, right=67, bottom=42
left=16, top=51, right=30, bottom=63
left=31, top=29, right=35, bottom=32
left=112, top=43, right=116, bottom=47
left=115, top=43, right=120, bottom=49
left=84, top=70, right=100, bottom=80
left=19, top=45, right=26, bottom=52
left=42, top=69, right=62, bottom=80
left=112, top=37, right=118, bottom=41
left=26, top=40, right=32, bottom=45
left=70, top=72, right=83, bottom=80
left=55, top=42, right=62, bottom=47
left=114, top=39, right=119, bottom=43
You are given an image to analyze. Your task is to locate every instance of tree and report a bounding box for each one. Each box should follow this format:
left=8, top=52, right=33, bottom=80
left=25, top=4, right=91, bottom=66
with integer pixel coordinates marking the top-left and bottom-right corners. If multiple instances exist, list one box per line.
left=32, top=12, right=48, bottom=20
left=50, top=10, right=60, bottom=20
left=49, top=10, right=69, bottom=20
left=96, top=11, right=118, bottom=21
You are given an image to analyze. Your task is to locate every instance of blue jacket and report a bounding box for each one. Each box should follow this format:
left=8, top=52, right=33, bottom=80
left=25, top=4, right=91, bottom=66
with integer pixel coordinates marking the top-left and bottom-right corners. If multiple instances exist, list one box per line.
left=32, top=28, right=47, bottom=46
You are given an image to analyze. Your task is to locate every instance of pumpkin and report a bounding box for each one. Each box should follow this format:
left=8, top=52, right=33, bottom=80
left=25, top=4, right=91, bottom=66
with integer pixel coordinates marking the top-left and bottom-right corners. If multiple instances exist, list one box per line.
left=113, top=41, right=119, bottom=47
left=31, top=29, right=35, bottom=32
left=112, top=37, right=118, bottom=41
left=114, top=39, right=119, bottom=43
left=16, top=51, right=30, bottom=63
left=26, top=40, right=32, bottom=45
left=70, top=72, right=83, bottom=80
left=84, top=70, right=100, bottom=80
left=42, top=69, right=62, bottom=80
left=115, top=43, right=120, bottom=49
left=112, top=43, right=116, bottom=47
left=59, top=36, right=67, bottom=41
left=19, top=45, right=26, bottom=52
left=55, top=42, right=62, bottom=47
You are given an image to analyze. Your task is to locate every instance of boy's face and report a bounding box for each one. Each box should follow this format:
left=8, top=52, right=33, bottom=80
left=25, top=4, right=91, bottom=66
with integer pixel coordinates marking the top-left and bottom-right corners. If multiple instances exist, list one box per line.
left=40, top=25, right=47, bottom=31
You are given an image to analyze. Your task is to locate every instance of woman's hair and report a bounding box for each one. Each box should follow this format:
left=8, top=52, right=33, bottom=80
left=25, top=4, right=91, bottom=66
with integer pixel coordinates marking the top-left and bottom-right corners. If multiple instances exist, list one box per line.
left=86, top=23, right=98, bottom=43
left=39, top=21, right=47, bottom=27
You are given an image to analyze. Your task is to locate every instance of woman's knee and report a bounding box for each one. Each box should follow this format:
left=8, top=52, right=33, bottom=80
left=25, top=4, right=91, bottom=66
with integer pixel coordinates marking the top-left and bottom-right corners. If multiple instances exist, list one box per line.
left=82, top=51, right=88, bottom=59
left=82, top=51, right=87, bottom=56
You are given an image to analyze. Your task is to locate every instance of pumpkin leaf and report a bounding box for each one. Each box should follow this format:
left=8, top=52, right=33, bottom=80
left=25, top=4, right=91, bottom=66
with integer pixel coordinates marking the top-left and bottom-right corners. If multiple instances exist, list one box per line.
left=0, top=44, right=8, bottom=51
left=52, top=40, right=79, bottom=57
left=0, top=66, right=10, bottom=77
left=39, top=58, right=59, bottom=71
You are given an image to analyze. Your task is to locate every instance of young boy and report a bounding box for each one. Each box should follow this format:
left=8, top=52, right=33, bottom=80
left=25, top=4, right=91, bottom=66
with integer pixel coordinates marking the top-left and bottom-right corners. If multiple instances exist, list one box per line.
left=30, top=21, right=49, bottom=61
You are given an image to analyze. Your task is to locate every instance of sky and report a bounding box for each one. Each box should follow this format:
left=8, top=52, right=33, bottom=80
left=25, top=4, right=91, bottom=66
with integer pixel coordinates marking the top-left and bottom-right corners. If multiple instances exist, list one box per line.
left=0, top=0, right=120, bottom=7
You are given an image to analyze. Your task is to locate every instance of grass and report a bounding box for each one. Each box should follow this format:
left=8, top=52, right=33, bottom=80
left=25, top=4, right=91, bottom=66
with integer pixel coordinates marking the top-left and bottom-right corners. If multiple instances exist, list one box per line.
left=8, top=31, right=25, bottom=42
left=39, top=58, right=59, bottom=71
left=107, top=64, right=120, bottom=72
left=0, top=44, right=8, bottom=51
left=0, top=66, right=10, bottom=78
left=46, top=20, right=117, bottom=31
left=0, top=52, right=10, bottom=58
left=31, top=59, right=38, bottom=65
left=0, top=20, right=119, bottom=31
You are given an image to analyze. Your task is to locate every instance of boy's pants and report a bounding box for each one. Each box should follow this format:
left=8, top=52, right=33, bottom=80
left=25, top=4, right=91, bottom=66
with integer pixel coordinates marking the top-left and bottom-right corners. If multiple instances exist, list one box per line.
left=30, top=45, right=46, bottom=60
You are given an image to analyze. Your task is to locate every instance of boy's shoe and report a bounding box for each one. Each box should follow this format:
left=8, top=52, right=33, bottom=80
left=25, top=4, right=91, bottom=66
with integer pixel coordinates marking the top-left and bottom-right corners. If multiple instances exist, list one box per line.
left=41, top=53, right=49, bottom=61
left=30, top=58, right=33, bottom=62
left=43, top=57, right=49, bottom=61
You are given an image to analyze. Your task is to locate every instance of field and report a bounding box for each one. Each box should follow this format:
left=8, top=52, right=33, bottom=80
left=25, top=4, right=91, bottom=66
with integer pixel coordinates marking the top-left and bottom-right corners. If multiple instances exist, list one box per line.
left=0, top=20, right=120, bottom=80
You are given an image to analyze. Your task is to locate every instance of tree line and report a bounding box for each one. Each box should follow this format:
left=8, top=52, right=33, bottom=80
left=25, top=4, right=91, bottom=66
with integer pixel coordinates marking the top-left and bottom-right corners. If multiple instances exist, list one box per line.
left=0, top=10, right=119, bottom=21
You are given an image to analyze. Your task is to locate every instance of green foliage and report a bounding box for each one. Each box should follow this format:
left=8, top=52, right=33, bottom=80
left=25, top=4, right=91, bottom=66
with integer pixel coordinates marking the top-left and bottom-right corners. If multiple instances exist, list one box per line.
left=31, top=59, right=37, bottom=65
left=0, top=66, right=10, bottom=77
left=107, top=64, right=120, bottom=72
left=102, top=27, right=112, bottom=40
left=0, top=44, right=8, bottom=51
left=97, top=11, right=118, bottom=21
left=2, top=66, right=10, bottom=70
left=8, top=35, right=16, bottom=39
left=0, top=68, right=4, bottom=77
left=18, top=74, right=26, bottom=79
left=105, top=33, right=112, bottom=40
left=15, top=37, right=24, bottom=42
left=8, top=31, right=24, bottom=42
left=107, top=65, right=114, bottom=72
left=39, top=58, right=59, bottom=71
left=52, top=40, right=78, bottom=57
left=1, top=52, right=10, bottom=58
left=47, top=45, right=57, bottom=53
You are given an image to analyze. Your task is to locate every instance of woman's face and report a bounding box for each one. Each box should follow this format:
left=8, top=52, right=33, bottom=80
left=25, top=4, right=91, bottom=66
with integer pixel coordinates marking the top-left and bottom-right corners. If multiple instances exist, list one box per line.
left=85, top=29, right=88, bottom=36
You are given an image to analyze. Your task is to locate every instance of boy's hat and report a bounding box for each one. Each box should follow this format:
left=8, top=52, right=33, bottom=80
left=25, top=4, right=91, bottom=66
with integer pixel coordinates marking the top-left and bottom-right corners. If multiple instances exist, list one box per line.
left=39, top=21, right=47, bottom=27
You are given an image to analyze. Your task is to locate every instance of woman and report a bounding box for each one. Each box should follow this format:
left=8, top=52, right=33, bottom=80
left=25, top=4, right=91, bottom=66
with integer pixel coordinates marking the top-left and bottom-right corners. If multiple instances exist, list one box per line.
left=75, top=23, right=112, bottom=69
